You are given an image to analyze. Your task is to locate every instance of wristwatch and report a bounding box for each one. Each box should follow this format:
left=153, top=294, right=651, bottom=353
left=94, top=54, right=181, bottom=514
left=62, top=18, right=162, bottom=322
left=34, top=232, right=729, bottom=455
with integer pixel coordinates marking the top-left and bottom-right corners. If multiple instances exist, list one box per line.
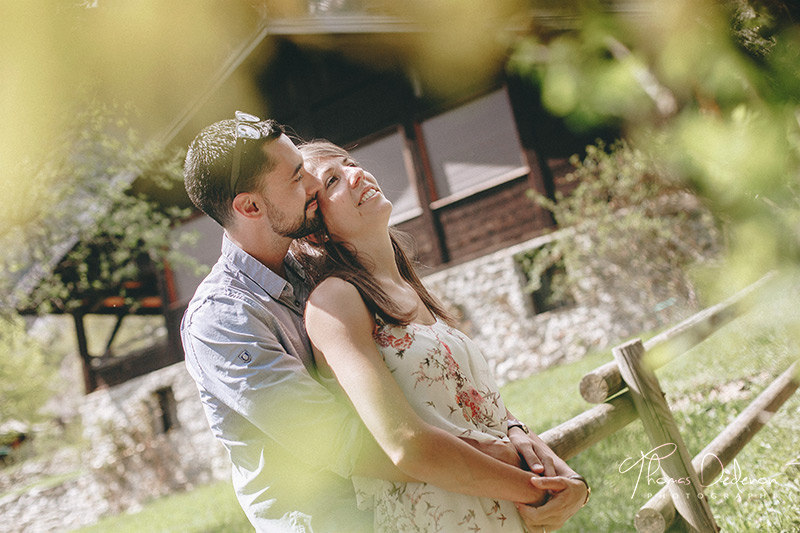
left=507, top=419, right=530, bottom=434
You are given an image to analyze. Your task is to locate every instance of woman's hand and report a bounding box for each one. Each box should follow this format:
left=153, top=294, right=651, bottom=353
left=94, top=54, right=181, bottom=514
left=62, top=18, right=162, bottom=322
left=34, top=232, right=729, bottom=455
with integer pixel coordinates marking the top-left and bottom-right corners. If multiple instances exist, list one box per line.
left=505, top=411, right=588, bottom=529
left=507, top=427, right=556, bottom=476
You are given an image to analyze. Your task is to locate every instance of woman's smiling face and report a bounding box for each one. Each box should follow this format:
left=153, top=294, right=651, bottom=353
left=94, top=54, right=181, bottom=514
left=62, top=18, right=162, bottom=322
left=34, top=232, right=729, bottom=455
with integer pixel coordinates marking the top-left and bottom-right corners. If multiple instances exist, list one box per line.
left=304, top=144, right=392, bottom=242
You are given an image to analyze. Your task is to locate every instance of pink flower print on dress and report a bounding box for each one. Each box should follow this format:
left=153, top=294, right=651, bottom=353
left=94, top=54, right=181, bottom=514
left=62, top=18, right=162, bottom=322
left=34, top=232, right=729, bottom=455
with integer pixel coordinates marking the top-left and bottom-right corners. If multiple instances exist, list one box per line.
left=390, top=331, right=413, bottom=351
left=454, top=386, right=486, bottom=423
left=373, top=327, right=393, bottom=347
left=373, top=325, right=414, bottom=358
left=442, top=344, right=462, bottom=380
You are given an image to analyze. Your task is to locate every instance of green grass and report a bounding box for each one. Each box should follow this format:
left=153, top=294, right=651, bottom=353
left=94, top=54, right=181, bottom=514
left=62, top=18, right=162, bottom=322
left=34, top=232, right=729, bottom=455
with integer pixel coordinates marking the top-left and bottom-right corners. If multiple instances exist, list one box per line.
left=72, top=278, right=800, bottom=532
left=502, top=276, right=800, bottom=532
left=73, top=480, right=251, bottom=533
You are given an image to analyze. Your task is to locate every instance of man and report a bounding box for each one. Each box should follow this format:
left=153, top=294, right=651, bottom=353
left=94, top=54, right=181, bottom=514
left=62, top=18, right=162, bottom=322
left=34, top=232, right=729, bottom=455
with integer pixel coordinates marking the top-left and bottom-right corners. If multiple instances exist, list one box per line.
left=181, top=112, right=588, bottom=532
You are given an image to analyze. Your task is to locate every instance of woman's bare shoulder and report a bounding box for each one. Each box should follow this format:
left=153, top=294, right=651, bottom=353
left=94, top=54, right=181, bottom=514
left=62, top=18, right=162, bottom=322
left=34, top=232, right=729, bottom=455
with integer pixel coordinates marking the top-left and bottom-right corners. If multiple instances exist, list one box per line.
left=308, top=276, right=360, bottom=306
left=307, top=277, right=371, bottom=327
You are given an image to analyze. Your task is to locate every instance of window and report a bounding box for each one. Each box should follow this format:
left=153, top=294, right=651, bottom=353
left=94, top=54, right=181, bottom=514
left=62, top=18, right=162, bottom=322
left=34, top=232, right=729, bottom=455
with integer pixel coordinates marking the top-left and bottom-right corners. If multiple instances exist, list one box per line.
left=153, top=386, right=179, bottom=433
left=350, top=129, right=421, bottom=225
left=515, top=244, right=573, bottom=315
left=421, top=88, right=528, bottom=204
left=530, top=262, right=572, bottom=314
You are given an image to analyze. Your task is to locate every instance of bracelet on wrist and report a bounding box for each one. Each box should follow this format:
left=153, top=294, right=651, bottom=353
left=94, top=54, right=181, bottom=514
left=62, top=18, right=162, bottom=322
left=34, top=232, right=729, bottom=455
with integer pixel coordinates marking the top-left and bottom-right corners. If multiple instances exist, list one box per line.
left=568, top=474, right=591, bottom=506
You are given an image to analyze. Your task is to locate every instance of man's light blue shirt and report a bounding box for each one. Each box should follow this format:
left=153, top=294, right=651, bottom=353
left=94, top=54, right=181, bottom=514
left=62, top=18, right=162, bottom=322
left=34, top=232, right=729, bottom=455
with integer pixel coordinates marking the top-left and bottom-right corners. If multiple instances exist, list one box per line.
left=181, top=234, right=372, bottom=532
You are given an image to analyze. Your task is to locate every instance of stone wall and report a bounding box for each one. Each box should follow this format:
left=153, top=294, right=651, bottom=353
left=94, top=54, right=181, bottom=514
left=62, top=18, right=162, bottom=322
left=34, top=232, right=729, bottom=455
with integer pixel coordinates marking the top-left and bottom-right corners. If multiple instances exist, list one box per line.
left=422, top=231, right=694, bottom=385
left=0, top=448, right=105, bottom=532
left=0, top=363, right=229, bottom=533
left=80, top=361, right=230, bottom=512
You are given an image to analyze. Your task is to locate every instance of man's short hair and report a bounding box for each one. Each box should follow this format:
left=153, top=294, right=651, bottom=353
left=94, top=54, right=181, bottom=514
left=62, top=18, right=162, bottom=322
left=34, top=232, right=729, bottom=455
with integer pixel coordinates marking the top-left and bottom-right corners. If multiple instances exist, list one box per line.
left=184, top=118, right=285, bottom=227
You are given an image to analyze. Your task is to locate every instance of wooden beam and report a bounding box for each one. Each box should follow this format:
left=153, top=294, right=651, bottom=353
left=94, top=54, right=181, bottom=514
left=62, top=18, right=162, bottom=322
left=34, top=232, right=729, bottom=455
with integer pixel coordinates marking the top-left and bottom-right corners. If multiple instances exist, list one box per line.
left=406, top=121, right=448, bottom=264
left=505, top=74, right=557, bottom=226
left=72, top=312, right=97, bottom=394
left=580, top=273, right=776, bottom=403
left=540, top=392, right=638, bottom=461
left=103, top=313, right=126, bottom=355
left=580, top=360, right=624, bottom=404
left=614, top=339, right=719, bottom=532
left=264, top=15, right=419, bottom=35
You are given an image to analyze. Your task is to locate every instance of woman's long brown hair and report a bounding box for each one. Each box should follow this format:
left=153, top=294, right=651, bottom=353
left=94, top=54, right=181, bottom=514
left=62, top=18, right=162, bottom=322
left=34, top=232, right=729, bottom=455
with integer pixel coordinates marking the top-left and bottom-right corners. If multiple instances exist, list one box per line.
left=293, top=140, right=454, bottom=327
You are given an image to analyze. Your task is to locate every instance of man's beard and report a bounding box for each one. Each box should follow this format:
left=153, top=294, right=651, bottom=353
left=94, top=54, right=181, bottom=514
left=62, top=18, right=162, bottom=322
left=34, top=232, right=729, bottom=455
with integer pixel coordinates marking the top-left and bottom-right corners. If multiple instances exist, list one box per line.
left=265, top=198, right=322, bottom=239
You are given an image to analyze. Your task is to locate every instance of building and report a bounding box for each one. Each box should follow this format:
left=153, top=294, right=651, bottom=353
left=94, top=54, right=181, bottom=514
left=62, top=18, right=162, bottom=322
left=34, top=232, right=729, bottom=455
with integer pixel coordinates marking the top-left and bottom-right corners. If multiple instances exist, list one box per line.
left=12, top=2, right=616, bottom=395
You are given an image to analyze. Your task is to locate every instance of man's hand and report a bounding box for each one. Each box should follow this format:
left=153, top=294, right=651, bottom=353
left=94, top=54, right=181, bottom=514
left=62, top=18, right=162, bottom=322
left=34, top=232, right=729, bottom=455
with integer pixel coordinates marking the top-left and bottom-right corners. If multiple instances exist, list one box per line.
left=507, top=426, right=556, bottom=476
left=515, top=476, right=587, bottom=531
left=462, top=437, right=523, bottom=468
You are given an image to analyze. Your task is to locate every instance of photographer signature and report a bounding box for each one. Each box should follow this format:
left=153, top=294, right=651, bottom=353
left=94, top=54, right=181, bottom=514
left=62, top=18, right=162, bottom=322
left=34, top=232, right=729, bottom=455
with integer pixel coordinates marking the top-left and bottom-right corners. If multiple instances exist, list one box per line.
left=619, top=443, right=786, bottom=499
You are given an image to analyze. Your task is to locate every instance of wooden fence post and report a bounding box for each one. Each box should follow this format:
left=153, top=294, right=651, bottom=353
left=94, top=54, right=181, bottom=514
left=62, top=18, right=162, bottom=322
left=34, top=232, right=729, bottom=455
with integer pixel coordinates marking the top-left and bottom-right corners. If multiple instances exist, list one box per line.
left=635, top=360, right=799, bottom=532
left=613, top=339, right=719, bottom=532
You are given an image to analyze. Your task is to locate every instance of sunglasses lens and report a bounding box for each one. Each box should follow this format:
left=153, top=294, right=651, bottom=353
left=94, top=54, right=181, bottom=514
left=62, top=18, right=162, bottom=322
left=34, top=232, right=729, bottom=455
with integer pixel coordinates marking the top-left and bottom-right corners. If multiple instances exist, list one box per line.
left=236, top=123, right=262, bottom=140
left=235, top=111, right=261, bottom=123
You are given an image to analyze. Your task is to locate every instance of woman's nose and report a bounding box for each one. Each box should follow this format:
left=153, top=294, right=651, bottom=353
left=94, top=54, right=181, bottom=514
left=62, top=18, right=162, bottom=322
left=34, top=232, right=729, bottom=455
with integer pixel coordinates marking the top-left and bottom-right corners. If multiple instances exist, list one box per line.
left=349, top=168, right=363, bottom=188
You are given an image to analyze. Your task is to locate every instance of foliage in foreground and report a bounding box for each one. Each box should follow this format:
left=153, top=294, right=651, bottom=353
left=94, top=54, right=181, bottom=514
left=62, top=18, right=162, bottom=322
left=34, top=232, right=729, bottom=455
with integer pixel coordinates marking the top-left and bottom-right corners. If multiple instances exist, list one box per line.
left=0, top=317, right=58, bottom=426
left=0, top=95, right=207, bottom=426
left=509, top=0, right=800, bottom=300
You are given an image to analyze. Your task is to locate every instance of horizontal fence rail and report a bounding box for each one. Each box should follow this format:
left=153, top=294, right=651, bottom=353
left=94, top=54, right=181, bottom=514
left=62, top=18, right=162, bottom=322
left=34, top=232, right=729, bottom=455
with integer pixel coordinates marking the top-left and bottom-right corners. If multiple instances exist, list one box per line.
left=579, top=273, right=776, bottom=404
left=532, top=272, right=797, bottom=532
left=540, top=393, right=637, bottom=461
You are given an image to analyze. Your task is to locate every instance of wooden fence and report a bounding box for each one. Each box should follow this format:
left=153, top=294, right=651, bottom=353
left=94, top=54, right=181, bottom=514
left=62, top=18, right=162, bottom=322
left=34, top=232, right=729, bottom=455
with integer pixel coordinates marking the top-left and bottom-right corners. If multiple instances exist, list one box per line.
left=538, top=273, right=799, bottom=532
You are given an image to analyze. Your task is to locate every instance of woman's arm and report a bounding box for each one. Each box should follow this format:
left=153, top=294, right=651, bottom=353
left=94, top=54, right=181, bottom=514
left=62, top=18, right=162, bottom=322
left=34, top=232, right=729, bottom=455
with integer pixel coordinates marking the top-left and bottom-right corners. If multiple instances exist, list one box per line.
left=507, top=408, right=566, bottom=477
left=305, top=277, right=547, bottom=505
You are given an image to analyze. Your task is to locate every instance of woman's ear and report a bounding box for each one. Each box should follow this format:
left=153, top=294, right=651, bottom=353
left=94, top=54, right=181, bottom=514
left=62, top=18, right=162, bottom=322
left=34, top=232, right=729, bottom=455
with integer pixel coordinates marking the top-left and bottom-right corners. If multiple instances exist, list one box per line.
left=232, top=192, right=261, bottom=220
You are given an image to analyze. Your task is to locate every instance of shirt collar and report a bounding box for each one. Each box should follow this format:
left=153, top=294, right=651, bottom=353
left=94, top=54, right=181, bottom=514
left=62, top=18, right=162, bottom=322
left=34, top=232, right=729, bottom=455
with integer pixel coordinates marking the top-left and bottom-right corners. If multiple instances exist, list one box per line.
left=221, top=233, right=307, bottom=301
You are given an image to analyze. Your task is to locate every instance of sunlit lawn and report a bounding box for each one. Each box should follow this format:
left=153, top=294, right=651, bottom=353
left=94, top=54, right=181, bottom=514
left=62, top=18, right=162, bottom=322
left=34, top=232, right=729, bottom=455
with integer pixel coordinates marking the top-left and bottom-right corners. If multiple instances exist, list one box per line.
left=74, top=480, right=251, bottom=533
left=74, top=277, right=799, bottom=532
left=503, top=276, right=800, bottom=532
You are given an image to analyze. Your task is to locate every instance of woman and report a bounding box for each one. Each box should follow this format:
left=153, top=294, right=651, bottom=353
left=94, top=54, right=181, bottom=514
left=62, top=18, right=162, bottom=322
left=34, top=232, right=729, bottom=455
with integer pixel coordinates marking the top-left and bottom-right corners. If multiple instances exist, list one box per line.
left=294, top=141, right=584, bottom=532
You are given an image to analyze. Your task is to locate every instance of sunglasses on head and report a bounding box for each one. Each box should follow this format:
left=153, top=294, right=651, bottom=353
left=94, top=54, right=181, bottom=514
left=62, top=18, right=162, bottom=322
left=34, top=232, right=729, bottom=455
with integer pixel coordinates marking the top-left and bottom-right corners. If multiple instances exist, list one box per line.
left=230, top=111, right=283, bottom=196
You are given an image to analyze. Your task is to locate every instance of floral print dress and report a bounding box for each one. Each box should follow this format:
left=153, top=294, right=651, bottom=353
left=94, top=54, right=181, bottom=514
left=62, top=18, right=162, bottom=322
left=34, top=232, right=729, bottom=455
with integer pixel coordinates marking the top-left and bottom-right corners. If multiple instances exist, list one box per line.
left=350, top=317, right=529, bottom=533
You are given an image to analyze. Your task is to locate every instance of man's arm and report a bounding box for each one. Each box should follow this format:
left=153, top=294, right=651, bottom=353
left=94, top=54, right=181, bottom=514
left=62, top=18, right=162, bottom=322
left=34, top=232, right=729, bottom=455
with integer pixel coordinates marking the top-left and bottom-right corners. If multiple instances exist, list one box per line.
left=183, top=290, right=406, bottom=481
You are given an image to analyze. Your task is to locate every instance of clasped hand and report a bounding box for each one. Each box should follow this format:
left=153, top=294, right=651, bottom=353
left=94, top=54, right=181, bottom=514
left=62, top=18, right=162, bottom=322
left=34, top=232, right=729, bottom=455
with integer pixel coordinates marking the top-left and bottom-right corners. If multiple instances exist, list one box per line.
left=465, top=432, right=587, bottom=531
